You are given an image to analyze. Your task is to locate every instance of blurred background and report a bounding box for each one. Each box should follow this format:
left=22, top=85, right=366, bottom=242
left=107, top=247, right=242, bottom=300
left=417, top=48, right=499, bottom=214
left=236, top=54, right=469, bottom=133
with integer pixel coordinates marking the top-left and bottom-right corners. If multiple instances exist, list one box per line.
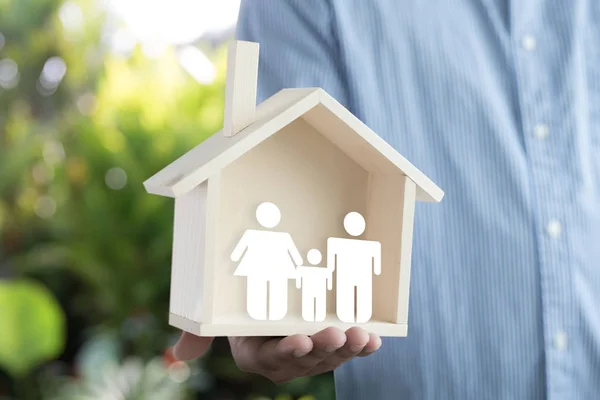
left=0, top=0, right=335, bottom=398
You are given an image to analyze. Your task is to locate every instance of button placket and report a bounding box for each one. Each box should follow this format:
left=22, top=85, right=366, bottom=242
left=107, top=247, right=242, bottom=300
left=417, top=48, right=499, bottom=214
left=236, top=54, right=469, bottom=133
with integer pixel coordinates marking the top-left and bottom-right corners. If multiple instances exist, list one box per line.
left=513, top=21, right=577, bottom=395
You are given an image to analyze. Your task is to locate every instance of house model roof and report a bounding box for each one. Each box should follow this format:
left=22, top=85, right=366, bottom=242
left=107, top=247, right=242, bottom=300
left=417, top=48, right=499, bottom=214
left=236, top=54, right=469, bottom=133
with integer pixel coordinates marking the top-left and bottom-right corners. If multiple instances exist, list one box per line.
left=144, top=42, right=444, bottom=204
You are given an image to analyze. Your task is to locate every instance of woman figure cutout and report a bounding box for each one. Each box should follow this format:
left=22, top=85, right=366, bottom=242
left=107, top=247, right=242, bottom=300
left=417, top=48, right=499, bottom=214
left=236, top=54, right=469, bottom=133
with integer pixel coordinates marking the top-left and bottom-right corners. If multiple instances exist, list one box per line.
left=295, top=249, right=334, bottom=322
left=231, top=202, right=303, bottom=321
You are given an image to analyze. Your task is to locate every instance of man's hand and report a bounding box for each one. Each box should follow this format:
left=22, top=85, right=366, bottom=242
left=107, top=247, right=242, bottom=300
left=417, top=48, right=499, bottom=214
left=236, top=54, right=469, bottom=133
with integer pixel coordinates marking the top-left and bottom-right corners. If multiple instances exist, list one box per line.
left=172, top=327, right=381, bottom=384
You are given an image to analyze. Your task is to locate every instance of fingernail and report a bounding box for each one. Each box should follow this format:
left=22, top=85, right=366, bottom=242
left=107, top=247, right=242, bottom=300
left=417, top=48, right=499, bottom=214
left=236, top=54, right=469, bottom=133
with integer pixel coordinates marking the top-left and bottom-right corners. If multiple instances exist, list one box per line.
left=294, top=349, right=309, bottom=358
left=374, top=337, right=382, bottom=350
left=172, top=342, right=183, bottom=360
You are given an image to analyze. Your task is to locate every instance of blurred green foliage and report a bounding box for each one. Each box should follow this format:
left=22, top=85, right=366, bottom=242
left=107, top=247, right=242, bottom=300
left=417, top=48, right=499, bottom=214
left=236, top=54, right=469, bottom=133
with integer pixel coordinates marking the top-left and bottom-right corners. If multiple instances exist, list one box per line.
left=0, top=0, right=335, bottom=399
left=0, top=279, right=65, bottom=378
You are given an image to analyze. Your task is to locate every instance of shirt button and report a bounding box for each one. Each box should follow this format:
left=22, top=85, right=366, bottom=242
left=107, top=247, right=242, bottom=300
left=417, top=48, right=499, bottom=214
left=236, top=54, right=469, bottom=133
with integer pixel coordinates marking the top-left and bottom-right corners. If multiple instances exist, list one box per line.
left=534, top=124, right=549, bottom=139
left=554, top=331, right=568, bottom=350
left=522, top=34, right=537, bottom=51
left=546, top=220, right=562, bottom=238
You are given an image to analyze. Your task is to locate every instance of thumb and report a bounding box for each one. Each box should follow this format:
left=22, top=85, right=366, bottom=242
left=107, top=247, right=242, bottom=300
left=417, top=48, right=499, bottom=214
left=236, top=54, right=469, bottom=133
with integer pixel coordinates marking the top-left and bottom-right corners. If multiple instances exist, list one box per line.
left=172, top=331, right=214, bottom=361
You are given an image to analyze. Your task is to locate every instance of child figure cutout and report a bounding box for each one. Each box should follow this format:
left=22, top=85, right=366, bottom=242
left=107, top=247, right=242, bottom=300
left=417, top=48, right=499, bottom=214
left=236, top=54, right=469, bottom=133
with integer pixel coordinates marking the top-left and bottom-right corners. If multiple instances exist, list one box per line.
left=231, top=202, right=303, bottom=321
left=295, top=249, right=333, bottom=322
left=328, top=212, right=381, bottom=323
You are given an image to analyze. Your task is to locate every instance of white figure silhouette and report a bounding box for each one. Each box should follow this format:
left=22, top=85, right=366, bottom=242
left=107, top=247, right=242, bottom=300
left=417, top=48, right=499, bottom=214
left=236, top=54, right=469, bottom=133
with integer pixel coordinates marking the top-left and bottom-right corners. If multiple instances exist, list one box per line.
left=295, top=249, right=334, bottom=322
left=231, top=202, right=303, bottom=321
left=327, top=212, right=381, bottom=323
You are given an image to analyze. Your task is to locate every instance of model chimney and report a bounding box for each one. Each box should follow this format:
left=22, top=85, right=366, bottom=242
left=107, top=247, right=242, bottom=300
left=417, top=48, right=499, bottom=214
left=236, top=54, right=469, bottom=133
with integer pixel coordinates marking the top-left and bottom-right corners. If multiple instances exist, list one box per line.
left=222, top=40, right=260, bottom=137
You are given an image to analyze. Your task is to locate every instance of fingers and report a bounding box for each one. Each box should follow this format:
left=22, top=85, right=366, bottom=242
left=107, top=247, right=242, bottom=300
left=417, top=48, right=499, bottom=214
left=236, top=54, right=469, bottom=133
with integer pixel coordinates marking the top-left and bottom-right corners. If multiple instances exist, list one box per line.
left=229, top=328, right=382, bottom=384
left=331, top=326, right=371, bottom=358
left=294, top=327, right=346, bottom=368
left=172, top=331, right=214, bottom=361
left=304, top=328, right=381, bottom=376
left=229, top=334, right=312, bottom=373
left=266, top=327, right=347, bottom=383
left=259, top=334, right=314, bottom=370
left=275, top=334, right=314, bottom=358
left=358, top=333, right=382, bottom=356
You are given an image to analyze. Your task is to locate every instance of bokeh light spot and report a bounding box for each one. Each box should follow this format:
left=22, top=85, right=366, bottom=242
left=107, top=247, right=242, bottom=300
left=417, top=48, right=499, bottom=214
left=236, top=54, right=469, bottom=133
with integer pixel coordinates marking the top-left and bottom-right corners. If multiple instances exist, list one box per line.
left=59, top=1, right=84, bottom=34
left=35, top=196, right=57, bottom=219
left=67, top=158, right=88, bottom=183
left=32, top=163, right=54, bottom=185
left=43, top=140, right=66, bottom=166
left=77, top=93, right=97, bottom=115
left=111, top=28, right=137, bottom=56
left=167, top=361, right=190, bottom=383
left=105, top=167, right=127, bottom=190
left=40, top=57, right=67, bottom=89
left=0, top=59, right=20, bottom=89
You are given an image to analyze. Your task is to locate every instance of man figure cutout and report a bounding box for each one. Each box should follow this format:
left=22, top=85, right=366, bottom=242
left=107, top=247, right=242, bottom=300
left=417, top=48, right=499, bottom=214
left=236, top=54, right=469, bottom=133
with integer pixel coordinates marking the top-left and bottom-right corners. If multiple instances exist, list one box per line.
left=231, top=202, right=303, bottom=321
left=327, top=212, right=381, bottom=323
left=295, top=249, right=334, bottom=322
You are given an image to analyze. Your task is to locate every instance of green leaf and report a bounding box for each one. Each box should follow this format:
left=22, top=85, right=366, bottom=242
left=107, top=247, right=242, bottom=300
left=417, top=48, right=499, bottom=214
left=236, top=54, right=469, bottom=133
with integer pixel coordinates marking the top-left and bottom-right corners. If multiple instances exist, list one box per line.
left=0, top=279, right=66, bottom=378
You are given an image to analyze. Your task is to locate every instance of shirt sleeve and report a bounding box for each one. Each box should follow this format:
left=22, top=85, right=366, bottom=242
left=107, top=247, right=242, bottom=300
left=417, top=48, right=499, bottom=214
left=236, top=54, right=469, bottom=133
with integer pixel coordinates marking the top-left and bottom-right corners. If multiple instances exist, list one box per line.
left=235, top=0, right=350, bottom=108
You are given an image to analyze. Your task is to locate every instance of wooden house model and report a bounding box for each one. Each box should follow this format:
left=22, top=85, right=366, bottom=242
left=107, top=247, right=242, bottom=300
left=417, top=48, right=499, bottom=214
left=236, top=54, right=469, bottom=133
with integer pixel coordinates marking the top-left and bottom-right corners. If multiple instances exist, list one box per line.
left=143, top=40, right=444, bottom=337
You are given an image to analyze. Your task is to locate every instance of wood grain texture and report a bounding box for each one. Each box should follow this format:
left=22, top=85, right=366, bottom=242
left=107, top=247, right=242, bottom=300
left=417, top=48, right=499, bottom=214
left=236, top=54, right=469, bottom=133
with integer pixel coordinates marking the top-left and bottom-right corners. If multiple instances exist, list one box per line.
left=168, top=118, right=422, bottom=336
left=143, top=88, right=321, bottom=197
left=170, top=183, right=207, bottom=321
left=169, top=313, right=408, bottom=337
left=214, top=117, right=369, bottom=325
left=312, top=90, right=443, bottom=203
left=196, top=174, right=221, bottom=323
left=365, top=172, right=405, bottom=323
left=144, top=87, right=444, bottom=203
left=396, top=176, right=417, bottom=324
left=153, top=48, right=443, bottom=336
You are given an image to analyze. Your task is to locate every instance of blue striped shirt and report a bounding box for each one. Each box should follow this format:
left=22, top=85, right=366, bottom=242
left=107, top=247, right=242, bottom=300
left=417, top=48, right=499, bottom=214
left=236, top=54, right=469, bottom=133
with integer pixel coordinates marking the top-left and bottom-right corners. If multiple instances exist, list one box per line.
left=235, top=1, right=600, bottom=398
